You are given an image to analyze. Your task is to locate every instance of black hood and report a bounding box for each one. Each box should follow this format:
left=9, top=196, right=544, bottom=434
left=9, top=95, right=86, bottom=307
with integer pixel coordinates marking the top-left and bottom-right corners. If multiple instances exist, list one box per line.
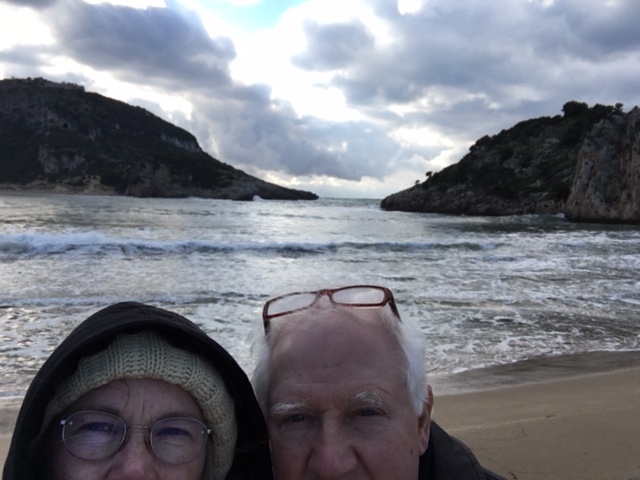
left=2, top=302, right=273, bottom=480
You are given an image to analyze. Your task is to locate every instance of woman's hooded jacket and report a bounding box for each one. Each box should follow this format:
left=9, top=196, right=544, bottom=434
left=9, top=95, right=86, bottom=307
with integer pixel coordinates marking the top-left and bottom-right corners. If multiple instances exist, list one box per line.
left=2, top=302, right=274, bottom=480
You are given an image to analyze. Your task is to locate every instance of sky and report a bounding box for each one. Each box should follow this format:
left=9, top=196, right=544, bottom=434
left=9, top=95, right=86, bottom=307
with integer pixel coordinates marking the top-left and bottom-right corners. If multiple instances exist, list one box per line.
left=1, top=0, right=639, bottom=198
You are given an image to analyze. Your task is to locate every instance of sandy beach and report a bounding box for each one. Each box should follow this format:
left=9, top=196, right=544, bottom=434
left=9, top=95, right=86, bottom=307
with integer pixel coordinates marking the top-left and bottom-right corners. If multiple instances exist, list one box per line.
left=432, top=366, right=640, bottom=480
left=2, top=363, right=639, bottom=479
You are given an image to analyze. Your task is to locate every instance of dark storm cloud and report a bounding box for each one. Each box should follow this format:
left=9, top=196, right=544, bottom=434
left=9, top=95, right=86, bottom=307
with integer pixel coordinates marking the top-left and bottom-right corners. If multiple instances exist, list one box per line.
left=327, top=2, right=539, bottom=106
left=200, top=89, right=411, bottom=183
left=190, top=83, right=405, bottom=182
left=0, top=44, right=50, bottom=68
left=350, top=0, right=640, bottom=105
left=0, top=42, right=98, bottom=89
left=292, top=20, right=375, bottom=71
left=547, top=0, right=640, bottom=58
left=47, top=1, right=235, bottom=88
left=297, top=0, right=640, bottom=153
left=1, top=0, right=58, bottom=7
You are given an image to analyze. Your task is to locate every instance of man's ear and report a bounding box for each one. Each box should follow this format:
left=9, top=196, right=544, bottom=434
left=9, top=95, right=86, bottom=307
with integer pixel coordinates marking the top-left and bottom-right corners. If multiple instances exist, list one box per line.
left=417, top=385, right=434, bottom=454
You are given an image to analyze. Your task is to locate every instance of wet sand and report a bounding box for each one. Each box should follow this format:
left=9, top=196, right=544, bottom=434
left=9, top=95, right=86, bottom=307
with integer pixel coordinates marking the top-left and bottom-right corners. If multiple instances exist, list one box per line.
left=2, top=355, right=640, bottom=479
left=432, top=364, right=640, bottom=480
left=0, top=398, right=20, bottom=471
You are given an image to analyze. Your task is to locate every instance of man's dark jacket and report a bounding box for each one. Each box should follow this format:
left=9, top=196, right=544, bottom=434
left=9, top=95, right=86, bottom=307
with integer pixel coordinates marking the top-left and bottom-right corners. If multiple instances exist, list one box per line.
left=421, top=421, right=505, bottom=479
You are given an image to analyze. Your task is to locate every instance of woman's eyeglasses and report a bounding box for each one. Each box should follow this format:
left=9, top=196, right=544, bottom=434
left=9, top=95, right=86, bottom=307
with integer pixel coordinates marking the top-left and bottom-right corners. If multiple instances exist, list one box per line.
left=59, top=410, right=211, bottom=465
left=262, top=285, right=400, bottom=333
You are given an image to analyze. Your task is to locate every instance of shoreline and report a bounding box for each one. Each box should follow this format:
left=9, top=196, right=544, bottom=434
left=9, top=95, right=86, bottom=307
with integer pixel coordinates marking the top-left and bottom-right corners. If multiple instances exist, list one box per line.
left=428, top=349, right=640, bottom=394
left=433, top=366, right=640, bottom=480
left=0, top=182, right=118, bottom=197
left=2, top=352, right=640, bottom=478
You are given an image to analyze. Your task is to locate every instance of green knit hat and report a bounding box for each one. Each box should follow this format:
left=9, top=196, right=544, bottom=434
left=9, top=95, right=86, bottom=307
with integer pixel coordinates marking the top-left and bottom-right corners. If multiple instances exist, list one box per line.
left=40, top=331, right=238, bottom=480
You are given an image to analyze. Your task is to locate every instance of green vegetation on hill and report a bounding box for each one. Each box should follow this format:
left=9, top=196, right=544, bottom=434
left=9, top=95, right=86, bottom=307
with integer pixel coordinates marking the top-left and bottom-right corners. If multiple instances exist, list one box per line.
left=426, top=101, right=620, bottom=201
left=0, top=77, right=317, bottom=200
left=382, top=101, right=625, bottom=215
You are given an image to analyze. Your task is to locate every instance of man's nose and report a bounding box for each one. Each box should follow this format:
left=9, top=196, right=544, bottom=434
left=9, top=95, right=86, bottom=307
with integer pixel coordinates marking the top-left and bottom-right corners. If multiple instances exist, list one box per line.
left=109, top=429, right=156, bottom=480
left=307, top=423, right=357, bottom=478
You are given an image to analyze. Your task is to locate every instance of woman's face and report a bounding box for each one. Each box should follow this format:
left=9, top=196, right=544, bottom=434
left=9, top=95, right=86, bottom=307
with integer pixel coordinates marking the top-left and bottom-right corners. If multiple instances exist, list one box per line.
left=50, top=378, right=208, bottom=480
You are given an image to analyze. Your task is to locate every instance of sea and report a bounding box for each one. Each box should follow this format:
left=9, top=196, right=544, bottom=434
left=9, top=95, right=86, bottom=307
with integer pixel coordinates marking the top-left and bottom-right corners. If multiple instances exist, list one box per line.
left=1, top=192, right=639, bottom=400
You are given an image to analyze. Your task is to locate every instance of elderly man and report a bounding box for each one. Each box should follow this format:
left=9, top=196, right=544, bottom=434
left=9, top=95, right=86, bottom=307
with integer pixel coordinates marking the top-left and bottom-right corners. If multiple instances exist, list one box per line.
left=252, top=285, right=504, bottom=480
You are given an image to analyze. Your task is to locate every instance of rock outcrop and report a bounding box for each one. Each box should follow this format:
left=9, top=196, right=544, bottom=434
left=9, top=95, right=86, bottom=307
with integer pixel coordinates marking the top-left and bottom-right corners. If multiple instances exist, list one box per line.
left=381, top=102, right=639, bottom=223
left=0, top=77, right=318, bottom=201
left=564, top=108, right=640, bottom=223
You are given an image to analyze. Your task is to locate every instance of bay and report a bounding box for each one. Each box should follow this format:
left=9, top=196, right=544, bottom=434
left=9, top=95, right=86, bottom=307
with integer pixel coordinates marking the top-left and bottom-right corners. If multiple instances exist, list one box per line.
left=1, top=192, right=639, bottom=398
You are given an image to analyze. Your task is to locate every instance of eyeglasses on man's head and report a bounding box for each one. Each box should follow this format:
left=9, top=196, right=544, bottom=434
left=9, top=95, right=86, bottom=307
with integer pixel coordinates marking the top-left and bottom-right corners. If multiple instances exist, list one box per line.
left=262, top=285, right=400, bottom=333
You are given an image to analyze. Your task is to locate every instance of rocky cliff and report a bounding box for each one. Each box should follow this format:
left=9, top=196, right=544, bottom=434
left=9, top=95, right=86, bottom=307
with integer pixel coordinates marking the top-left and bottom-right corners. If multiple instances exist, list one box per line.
left=381, top=102, right=639, bottom=223
left=564, top=108, right=640, bottom=223
left=0, top=77, right=317, bottom=201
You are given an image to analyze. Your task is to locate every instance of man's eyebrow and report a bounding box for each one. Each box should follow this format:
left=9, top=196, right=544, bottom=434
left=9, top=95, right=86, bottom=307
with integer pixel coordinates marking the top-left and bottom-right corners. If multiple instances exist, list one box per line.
left=269, top=401, right=309, bottom=417
left=350, top=391, right=386, bottom=409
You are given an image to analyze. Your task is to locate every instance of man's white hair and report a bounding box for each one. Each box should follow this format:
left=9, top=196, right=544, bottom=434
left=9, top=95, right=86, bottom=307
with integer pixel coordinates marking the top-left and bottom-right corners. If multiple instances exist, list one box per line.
left=251, top=304, right=429, bottom=415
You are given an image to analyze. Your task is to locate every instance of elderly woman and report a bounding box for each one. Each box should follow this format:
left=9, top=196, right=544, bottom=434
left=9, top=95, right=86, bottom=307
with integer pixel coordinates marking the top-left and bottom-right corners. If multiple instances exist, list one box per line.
left=3, top=302, right=273, bottom=480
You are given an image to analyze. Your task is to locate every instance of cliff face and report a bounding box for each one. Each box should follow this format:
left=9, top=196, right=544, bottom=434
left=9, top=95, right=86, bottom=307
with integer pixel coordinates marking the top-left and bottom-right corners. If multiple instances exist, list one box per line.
left=381, top=102, right=639, bottom=223
left=564, top=108, right=640, bottom=223
left=0, top=78, right=317, bottom=201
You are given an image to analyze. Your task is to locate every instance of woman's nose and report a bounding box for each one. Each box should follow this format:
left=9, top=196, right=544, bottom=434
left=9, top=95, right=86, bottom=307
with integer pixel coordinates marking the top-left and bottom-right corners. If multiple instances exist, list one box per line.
left=109, top=429, right=156, bottom=480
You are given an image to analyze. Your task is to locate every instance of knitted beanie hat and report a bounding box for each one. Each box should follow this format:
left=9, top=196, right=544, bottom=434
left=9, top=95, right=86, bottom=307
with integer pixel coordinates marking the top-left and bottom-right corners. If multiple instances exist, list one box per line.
left=40, top=331, right=238, bottom=480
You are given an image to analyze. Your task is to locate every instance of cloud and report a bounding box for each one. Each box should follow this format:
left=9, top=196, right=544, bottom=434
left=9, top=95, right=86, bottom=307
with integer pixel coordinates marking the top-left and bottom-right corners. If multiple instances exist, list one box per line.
left=0, top=44, right=53, bottom=70
left=547, top=0, right=640, bottom=58
left=292, top=19, right=375, bottom=71
left=1, top=0, right=58, bottom=6
left=307, top=0, right=640, bottom=147
left=47, top=1, right=236, bottom=88
left=1, top=0, right=639, bottom=198
left=188, top=83, right=405, bottom=181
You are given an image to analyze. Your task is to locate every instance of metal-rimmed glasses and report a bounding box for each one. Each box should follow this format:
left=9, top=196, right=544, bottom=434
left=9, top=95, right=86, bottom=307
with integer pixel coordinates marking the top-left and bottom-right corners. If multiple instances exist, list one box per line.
left=262, top=285, right=400, bottom=333
left=59, top=410, right=212, bottom=465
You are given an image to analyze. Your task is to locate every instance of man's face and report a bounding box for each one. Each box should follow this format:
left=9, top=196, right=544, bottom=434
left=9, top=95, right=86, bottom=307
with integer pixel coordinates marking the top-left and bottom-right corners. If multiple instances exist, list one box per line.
left=267, top=312, right=431, bottom=480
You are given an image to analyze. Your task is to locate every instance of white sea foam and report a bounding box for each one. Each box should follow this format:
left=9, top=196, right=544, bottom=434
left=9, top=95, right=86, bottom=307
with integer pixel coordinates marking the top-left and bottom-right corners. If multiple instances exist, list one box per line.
left=0, top=193, right=639, bottom=397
